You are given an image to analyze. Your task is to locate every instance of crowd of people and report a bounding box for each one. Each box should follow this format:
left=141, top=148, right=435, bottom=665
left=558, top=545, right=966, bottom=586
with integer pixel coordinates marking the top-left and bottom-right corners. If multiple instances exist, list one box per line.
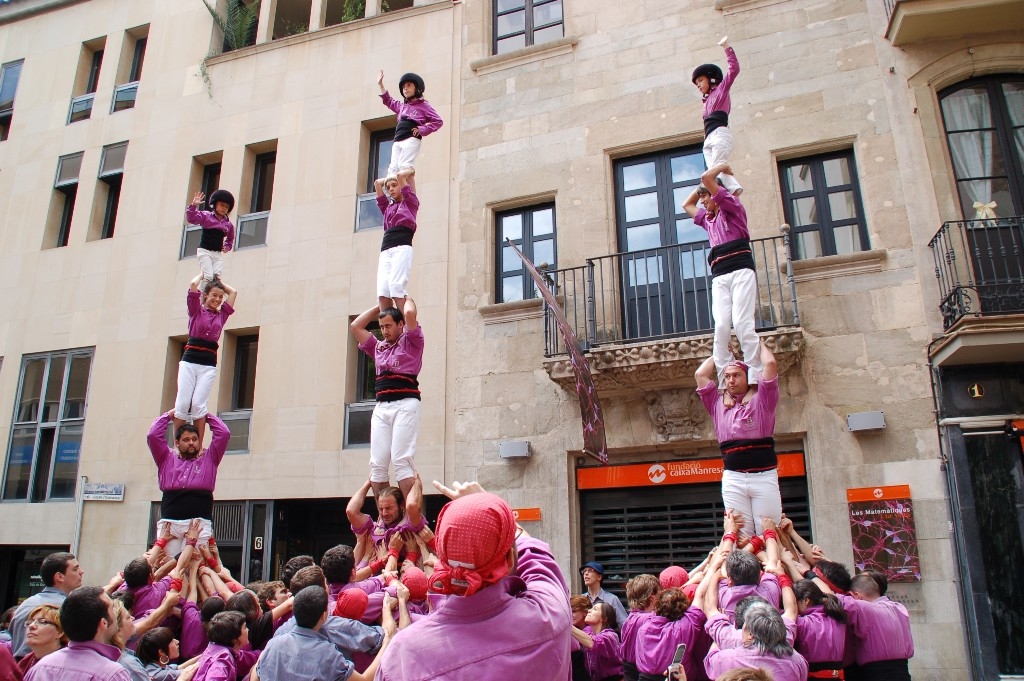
left=0, top=49, right=918, bottom=681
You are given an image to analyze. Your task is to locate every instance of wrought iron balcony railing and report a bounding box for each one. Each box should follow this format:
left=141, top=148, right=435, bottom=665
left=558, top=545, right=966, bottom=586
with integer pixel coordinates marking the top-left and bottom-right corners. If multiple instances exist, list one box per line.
left=929, top=216, right=1024, bottom=330
left=542, top=231, right=800, bottom=357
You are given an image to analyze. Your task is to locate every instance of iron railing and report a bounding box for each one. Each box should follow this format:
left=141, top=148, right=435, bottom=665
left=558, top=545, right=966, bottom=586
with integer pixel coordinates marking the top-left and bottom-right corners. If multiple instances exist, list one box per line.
left=929, top=216, right=1024, bottom=330
left=542, top=231, right=800, bottom=356
left=884, top=0, right=896, bottom=21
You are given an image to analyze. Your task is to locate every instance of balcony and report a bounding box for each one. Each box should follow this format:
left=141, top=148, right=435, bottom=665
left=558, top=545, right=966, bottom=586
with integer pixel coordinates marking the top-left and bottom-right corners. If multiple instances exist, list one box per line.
left=542, top=230, right=804, bottom=396
left=884, top=0, right=1024, bottom=46
left=928, top=216, right=1024, bottom=365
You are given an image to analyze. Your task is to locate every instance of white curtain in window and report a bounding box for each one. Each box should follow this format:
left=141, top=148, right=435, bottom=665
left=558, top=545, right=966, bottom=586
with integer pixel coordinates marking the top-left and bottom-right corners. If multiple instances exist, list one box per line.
left=942, top=88, right=996, bottom=217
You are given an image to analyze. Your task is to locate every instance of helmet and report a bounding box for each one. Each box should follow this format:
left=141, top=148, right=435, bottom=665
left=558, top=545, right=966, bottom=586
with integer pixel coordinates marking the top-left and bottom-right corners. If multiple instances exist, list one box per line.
left=691, top=63, right=723, bottom=86
left=398, top=72, right=425, bottom=99
left=208, top=189, right=235, bottom=213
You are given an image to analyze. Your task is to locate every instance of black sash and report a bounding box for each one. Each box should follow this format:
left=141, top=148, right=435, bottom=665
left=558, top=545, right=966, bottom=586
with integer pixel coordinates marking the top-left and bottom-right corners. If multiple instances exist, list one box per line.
left=708, top=238, right=755, bottom=278
left=375, top=372, right=421, bottom=402
left=161, top=489, right=214, bottom=521
left=845, top=659, right=910, bottom=681
left=720, top=437, right=777, bottom=472
left=181, top=337, right=219, bottom=367
left=381, top=226, right=415, bottom=251
left=198, top=228, right=226, bottom=252
left=622, top=661, right=639, bottom=681
left=704, top=110, right=729, bottom=136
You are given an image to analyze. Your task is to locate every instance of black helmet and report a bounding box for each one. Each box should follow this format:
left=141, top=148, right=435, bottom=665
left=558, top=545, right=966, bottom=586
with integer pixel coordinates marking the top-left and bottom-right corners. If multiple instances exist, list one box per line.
left=398, top=72, right=425, bottom=99
left=208, top=189, right=235, bottom=213
left=691, top=63, right=723, bottom=86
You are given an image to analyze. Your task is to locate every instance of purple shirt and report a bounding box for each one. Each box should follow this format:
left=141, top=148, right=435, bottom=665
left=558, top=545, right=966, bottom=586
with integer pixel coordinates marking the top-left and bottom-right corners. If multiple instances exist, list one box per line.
left=374, top=537, right=572, bottom=681
left=147, top=412, right=229, bottom=493
left=179, top=601, right=206, bottom=661
left=584, top=628, right=622, bottom=681
left=359, top=325, right=425, bottom=380
left=379, top=92, right=444, bottom=138
left=705, top=645, right=808, bottom=681
left=693, top=187, right=749, bottom=248
left=701, top=47, right=740, bottom=119
left=795, top=605, right=846, bottom=664
left=185, top=206, right=235, bottom=252
left=376, top=185, right=420, bottom=233
left=25, top=641, right=131, bottom=681
left=191, top=644, right=257, bottom=681
left=185, top=290, right=234, bottom=344
left=619, top=610, right=654, bottom=665
left=838, top=595, right=913, bottom=665
left=634, top=608, right=707, bottom=680
left=698, top=375, right=779, bottom=444
left=127, top=577, right=171, bottom=616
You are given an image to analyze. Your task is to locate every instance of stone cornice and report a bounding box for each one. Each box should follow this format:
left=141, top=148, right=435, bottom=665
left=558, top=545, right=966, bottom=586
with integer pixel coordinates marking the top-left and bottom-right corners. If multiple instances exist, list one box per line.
left=543, top=328, right=804, bottom=397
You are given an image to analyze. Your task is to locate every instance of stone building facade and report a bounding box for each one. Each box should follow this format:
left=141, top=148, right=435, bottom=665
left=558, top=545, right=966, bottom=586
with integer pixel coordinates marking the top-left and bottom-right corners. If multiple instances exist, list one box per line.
left=1, top=0, right=1022, bottom=678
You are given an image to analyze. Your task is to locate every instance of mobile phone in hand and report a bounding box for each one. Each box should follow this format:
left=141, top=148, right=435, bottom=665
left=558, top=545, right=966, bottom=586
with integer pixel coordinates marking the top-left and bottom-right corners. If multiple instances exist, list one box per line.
left=668, top=643, right=687, bottom=677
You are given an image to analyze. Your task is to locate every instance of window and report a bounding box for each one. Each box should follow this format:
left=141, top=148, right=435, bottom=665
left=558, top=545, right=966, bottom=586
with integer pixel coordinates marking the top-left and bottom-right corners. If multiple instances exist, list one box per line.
left=68, top=40, right=105, bottom=124
left=112, top=27, right=148, bottom=113
left=778, top=150, right=868, bottom=260
left=940, top=75, right=1024, bottom=219
left=238, top=149, right=276, bottom=249
left=496, top=204, right=557, bottom=303
left=356, top=128, right=395, bottom=232
left=493, top=0, right=563, bottom=55
left=2, top=350, right=93, bottom=502
left=0, top=59, right=24, bottom=141
left=221, top=334, right=258, bottom=454
left=345, top=323, right=380, bottom=448
left=614, top=147, right=712, bottom=338
left=92, top=142, right=127, bottom=240
left=181, top=161, right=223, bottom=259
left=272, top=0, right=311, bottom=39
left=46, top=153, right=84, bottom=248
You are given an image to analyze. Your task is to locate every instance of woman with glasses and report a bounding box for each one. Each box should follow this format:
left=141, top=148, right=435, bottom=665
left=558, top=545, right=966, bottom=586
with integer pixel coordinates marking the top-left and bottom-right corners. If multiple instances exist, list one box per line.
left=16, top=605, right=66, bottom=675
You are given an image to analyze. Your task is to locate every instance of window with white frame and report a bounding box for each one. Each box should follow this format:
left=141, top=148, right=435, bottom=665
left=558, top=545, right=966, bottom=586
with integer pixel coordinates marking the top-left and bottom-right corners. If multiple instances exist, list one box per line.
left=181, top=161, right=223, bottom=259
left=493, top=0, right=563, bottom=55
left=221, top=333, right=258, bottom=453
left=2, top=350, right=93, bottom=502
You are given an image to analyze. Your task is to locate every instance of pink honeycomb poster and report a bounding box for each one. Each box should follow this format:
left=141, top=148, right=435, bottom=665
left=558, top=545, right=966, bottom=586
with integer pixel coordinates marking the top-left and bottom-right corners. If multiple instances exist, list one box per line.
left=846, top=484, right=921, bottom=582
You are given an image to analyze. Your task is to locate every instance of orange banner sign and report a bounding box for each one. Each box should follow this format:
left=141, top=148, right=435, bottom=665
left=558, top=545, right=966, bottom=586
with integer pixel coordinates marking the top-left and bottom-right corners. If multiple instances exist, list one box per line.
left=846, top=484, right=912, bottom=503
left=512, top=508, right=542, bottom=521
left=576, top=452, right=806, bottom=490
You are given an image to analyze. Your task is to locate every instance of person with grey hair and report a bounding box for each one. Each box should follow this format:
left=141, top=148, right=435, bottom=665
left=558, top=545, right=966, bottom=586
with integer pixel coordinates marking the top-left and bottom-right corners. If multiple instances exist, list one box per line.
left=705, top=605, right=807, bottom=681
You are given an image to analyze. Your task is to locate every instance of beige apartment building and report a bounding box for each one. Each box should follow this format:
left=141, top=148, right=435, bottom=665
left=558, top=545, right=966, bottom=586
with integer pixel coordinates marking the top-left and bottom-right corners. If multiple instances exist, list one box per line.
left=0, top=0, right=1022, bottom=679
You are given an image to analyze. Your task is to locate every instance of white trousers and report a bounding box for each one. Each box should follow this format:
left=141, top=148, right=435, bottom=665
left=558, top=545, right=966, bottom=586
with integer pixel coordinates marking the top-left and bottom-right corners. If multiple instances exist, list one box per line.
left=387, top=137, right=421, bottom=176
left=370, top=398, right=420, bottom=484
left=196, top=248, right=224, bottom=284
left=711, top=268, right=763, bottom=383
left=703, top=126, right=742, bottom=194
left=155, top=518, right=214, bottom=558
left=175, top=361, right=217, bottom=421
left=721, top=468, right=783, bottom=539
left=377, top=245, right=414, bottom=299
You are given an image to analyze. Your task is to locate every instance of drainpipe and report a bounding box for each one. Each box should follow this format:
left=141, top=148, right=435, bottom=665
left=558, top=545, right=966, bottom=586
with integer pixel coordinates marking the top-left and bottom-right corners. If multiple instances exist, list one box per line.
left=72, top=475, right=87, bottom=555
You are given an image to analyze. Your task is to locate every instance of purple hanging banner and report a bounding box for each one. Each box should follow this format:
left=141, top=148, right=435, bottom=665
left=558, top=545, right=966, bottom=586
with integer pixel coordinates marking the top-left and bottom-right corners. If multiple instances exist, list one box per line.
left=508, top=240, right=608, bottom=464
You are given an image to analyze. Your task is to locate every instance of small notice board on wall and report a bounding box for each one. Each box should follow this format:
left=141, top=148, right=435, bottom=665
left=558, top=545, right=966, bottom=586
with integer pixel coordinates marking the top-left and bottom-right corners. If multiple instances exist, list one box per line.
left=846, top=484, right=921, bottom=582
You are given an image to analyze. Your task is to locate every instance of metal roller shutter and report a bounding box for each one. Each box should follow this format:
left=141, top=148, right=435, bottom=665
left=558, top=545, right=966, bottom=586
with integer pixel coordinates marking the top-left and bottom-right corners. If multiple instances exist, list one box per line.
left=580, top=477, right=812, bottom=600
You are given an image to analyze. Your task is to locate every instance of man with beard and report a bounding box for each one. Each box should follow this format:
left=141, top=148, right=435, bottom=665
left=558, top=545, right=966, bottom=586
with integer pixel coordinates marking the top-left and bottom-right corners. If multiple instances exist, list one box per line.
left=146, top=410, right=230, bottom=557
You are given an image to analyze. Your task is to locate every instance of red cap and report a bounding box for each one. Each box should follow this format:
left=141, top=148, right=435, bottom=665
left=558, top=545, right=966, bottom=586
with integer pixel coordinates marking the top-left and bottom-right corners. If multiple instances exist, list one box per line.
left=401, top=566, right=429, bottom=601
left=659, top=565, right=689, bottom=589
left=334, top=589, right=369, bottom=620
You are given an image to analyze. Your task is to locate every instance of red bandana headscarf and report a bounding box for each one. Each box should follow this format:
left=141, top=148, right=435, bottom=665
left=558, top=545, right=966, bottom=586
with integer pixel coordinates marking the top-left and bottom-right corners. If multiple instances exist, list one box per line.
left=428, top=493, right=517, bottom=597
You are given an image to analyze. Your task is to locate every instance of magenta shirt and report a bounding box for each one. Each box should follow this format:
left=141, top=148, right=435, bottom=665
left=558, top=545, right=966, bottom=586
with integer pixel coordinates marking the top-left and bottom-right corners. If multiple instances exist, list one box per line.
left=185, top=205, right=235, bottom=251
left=186, top=290, right=234, bottom=343
left=693, top=187, right=749, bottom=248
left=584, top=627, right=623, bottom=680
left=379, top=92, right=444, bottom=138
left=179, top=601, right=207, bottom=661
left=795, top=605, right=846, bottom=664
left=619, top=610, right=654, bottom=664
left=376, top=185, right=420, bottom=232
left=147, top=412, right=229, bottom=493
left=705, top=645, right=808, bottom=681
left=839, top=595, right=914, bottom=665
left=374, top=537, right=572, bottom=681
left=702, top=47, right=740, bottom=119
left=359, top=325, right=425, bottom=379
left=634, top=608, right=708, bottom=680
left=129, top=576, right=171, bottom=616
left=698, top=375, right=779, bottom=444
left=24, top=641, right=131, bottom=681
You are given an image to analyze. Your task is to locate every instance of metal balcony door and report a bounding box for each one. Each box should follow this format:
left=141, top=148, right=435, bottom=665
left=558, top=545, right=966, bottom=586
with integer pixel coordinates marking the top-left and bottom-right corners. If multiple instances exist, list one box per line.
left=615, top=149, right=711, bottom=340
left=940, top=76, right=1024, bottom=314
